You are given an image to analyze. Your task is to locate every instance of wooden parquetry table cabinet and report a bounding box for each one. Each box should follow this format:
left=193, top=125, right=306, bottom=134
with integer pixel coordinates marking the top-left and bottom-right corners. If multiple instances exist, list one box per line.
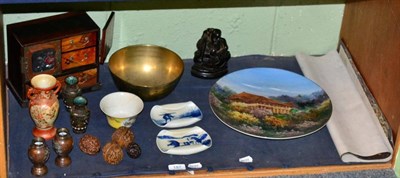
left=0, top=0, right=400, bottom=177
left=5, top=11, right=114, bottom=107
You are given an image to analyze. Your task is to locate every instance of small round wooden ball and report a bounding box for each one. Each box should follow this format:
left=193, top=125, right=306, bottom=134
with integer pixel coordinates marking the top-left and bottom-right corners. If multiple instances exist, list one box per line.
left=79, top=134, right=101, bottom=155
left=126, top=142, right=141, bottom=159
left=111, top=126, right=134, bottom=148
left=102, top=142, right=123, bottom=165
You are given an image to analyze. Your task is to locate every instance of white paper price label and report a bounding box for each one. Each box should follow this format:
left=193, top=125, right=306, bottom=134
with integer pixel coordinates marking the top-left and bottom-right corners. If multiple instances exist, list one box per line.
left=187, top=170, right=195, bottom=175
left=239, top=156, right=253, bottom=163
left=188, top=162, right=202, bottom=169
left=168, top=164, right=186, bottom=171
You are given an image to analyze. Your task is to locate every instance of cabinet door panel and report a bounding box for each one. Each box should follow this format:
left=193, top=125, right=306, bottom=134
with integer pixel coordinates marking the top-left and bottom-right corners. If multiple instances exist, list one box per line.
left=61, top=47, right=96, bottom=71
left=24, top=40, right=61, bottom=81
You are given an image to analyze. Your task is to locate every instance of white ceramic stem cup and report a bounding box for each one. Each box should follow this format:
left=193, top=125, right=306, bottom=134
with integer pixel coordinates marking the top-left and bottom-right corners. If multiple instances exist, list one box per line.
left=99, top=92, right=144, bottom=129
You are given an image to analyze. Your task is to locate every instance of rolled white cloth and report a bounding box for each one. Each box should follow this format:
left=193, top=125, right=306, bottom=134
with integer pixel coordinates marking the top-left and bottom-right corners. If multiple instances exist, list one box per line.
left=296, top=50, right=392, bottom=163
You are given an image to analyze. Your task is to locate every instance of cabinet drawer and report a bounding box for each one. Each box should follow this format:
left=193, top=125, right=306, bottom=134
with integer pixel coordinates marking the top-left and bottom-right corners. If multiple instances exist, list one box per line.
left=61, top=32, right=97, bottom=52
left=61, top=47, right=96, bottom=71
left=24, top=68, right=99, bottom=99
left=57, top=68, right=99, bottom=89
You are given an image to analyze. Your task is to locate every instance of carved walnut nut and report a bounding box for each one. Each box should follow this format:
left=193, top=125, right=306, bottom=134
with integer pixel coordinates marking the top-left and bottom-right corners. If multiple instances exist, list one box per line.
left=79, top=134, right=101, bottom=155
left=102, top=142, right=123, bottom=165
left=111, top=126, right=134, bottom=148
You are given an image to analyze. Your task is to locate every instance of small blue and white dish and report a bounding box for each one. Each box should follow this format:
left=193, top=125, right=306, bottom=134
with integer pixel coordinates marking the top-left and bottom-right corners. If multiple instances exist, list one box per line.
left=156, top=126, right=212, bottom=155
left=150, top=101, right=203, bottom=128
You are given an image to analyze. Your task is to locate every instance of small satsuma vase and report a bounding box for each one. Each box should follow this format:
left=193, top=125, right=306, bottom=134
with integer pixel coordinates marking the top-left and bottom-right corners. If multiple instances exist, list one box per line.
left=27, top=74, right=61, bottom=140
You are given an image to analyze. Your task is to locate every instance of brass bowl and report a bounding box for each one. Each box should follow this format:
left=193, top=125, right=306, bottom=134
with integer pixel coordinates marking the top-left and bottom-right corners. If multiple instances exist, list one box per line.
left=108, top=44, right=184, bottom=101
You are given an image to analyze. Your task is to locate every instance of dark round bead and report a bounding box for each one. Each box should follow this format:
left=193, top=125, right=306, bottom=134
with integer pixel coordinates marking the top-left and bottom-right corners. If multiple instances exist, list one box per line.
left=126, top=142, right=141, bottom=159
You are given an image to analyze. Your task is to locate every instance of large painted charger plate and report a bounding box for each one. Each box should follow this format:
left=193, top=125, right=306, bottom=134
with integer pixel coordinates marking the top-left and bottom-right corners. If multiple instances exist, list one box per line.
left=209, top=68, right=332, bottom=139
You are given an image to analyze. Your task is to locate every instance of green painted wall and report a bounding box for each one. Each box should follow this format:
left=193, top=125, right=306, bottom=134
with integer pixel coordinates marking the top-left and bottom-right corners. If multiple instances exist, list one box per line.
left=395, top=155, right=400, bottom=177
left=3, top=4, right=344, bottom=61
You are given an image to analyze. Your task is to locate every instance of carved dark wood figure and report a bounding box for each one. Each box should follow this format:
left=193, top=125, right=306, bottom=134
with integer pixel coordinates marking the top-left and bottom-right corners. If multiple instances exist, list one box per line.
left=192, top=28, right=231, bottom=78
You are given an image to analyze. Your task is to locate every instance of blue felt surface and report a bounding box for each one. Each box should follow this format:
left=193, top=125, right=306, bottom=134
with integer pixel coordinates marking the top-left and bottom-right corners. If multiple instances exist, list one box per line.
left=8, top=55, right=345, bottom=178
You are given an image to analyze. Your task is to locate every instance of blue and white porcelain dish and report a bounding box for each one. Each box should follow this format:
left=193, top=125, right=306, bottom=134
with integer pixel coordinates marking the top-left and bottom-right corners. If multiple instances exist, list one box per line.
left=156, top=126, right=212, bottom=155
left=150, top=101, right=203, bottom=128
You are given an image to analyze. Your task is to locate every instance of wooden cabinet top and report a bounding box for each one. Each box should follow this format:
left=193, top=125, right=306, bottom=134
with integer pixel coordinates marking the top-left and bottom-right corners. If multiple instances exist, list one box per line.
left=7, top=12, right=98, bottom=45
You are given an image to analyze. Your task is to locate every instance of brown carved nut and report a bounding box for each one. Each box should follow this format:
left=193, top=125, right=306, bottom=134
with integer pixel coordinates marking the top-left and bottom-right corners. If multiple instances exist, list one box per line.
left=111, top=126, right=134, bottom=148
left=102, top=142, right=123, bottom=165
left=79, top=134, right=101, bottom=155
left=126, top=142, right=141, bottom=159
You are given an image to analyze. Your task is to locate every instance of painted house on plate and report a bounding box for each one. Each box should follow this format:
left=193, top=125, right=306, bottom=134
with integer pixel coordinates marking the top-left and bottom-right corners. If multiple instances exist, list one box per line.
left=228, top=92, right=295, bottom=115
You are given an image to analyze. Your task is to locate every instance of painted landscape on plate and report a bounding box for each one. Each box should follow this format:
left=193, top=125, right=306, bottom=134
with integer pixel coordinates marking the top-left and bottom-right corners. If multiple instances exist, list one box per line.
left=209, top=68, right=332, bottom=139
